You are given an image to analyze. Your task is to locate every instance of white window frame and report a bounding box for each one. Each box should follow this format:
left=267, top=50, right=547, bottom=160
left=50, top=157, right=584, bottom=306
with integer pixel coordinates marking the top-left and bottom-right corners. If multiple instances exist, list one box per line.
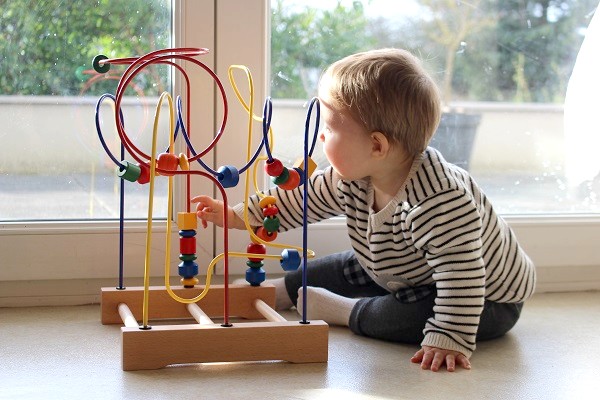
left=0, top=0, right=598, bottom=307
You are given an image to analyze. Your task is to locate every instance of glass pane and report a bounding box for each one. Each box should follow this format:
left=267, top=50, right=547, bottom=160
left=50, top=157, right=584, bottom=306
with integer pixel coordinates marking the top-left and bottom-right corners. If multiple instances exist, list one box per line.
left=269, top=0, right=599, bottom=214
left=0, top=0, right=172, bottom=221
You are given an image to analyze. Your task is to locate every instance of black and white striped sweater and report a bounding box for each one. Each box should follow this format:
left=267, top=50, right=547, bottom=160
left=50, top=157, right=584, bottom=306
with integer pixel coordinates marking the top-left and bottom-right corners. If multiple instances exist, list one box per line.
left=235, top=147, right=536, bottom=357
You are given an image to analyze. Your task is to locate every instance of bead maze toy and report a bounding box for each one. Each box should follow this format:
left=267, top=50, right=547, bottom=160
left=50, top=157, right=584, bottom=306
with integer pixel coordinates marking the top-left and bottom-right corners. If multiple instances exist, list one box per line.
left=94, top=48, right=327, bottom=371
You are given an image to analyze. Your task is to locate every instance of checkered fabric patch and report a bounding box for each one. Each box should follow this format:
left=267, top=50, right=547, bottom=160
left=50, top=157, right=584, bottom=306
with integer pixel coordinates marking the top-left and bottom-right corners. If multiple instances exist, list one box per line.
left=343, top=258, right=372, bottom=286
left=394, top=285, right=435, bottom=303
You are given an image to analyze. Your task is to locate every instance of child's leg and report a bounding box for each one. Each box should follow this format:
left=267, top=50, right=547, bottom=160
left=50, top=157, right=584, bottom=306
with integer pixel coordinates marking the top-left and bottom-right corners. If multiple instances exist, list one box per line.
left=349, top=290, right=436, bottom=343
left=349, top=289, right=524, bottom=344
left=284, top=250, right=388, bottom=305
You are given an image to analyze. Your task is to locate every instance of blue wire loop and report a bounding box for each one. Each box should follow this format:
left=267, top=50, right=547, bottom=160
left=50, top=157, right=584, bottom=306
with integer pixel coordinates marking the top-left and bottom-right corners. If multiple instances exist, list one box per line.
left=95, top=94, right=126, bottom=169
left=262, top=97, right=274, bottom=162
left=301, top=96, right=320, bottom=323
left=175, top=96, right=265, bottom=176
left=306, top=97, right=320, bottom=157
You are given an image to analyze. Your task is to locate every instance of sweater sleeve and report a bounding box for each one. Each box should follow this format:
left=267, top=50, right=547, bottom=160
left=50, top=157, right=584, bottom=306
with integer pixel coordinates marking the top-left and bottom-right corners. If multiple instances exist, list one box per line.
left=405, top=188, right=485, bottom=358
left=233, top=167, right=345, bottom=231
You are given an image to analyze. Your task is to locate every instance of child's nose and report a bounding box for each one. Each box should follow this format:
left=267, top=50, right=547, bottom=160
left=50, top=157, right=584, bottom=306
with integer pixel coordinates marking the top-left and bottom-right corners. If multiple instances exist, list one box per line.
left=319, top=131, right=326, bottom=142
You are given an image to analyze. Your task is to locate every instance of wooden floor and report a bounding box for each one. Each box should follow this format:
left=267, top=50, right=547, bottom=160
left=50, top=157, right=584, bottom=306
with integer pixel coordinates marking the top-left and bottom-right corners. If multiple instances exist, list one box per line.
left=1, top=291, right=599, bottom=400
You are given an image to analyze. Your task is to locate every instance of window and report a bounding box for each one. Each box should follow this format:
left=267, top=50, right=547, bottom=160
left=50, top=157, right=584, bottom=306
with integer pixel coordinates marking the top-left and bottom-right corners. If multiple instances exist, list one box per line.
left=0, top=0, right=172, bottom=221
left=262, top=0, right=600, bottom=291
left=1, top=0, right=598, bottom=299
left=268, top=0, right=600, bottom=215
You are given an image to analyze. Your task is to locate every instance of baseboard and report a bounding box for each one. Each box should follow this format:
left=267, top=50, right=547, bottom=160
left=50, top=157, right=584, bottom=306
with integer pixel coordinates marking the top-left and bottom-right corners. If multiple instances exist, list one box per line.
left=0, top=267, right=598, bottom=308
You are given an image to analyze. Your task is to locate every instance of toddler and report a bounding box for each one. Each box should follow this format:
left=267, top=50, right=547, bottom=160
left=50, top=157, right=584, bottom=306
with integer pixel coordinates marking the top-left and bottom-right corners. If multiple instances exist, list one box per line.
left=193, top=48, right=536, bottom=372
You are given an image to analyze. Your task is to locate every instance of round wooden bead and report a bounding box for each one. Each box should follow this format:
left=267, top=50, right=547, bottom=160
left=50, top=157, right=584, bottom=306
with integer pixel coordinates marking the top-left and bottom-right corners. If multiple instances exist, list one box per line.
left=280, top=248, right=301, bottom=271
left=255, top=227, right=278, bottom=242
left=293, top=167, right=305, bottom=186
left=157, top=153, right=179, bottom=176
left=117, top=161, right=141, bottom=182
left=179, top=229, right=196, bottom=238
left=272, top=167, right=289, bottom=185
left=217, top=165, right=239, bottom=188
left=245, top=266, right=266, bottom=286
left=179, top=253, right=197, bottom=262
left=262, top=204, right=279, bottom=217
left=246, top=260, right=264, bottom=269
left=181, top=277, right=199, bottom=288
left=263, top=216, right=280, bottom=233
left=137, top=162, right=150, bottom=184
left=178, top=153, right=190, bottom=171
left=264, top=158, right=284, bottom=177
left=258, top=196, right=277, bottom=208
left=278, top=168, right=300, bottom=190
left=92, top=54, right=110, bottom=73
left=246, top=242, right=267, bottom=262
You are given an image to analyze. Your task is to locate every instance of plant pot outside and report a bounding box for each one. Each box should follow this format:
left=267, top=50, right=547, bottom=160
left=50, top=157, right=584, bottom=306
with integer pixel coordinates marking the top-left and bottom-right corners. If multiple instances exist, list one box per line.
left=430, top=112, right=481, bottom=170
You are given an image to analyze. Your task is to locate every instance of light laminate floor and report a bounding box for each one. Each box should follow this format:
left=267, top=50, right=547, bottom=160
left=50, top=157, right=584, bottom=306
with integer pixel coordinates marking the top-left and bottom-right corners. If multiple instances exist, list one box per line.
left=1, top=291, right=599, bottom=400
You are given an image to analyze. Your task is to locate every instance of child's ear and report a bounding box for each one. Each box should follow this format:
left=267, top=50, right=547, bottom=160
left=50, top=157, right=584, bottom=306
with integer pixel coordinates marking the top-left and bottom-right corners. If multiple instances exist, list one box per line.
left=370, top=131, right=390, bottom=158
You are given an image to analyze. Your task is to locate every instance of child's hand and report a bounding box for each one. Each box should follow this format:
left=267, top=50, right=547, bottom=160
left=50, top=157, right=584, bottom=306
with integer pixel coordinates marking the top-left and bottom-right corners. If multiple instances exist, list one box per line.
left=411, top=346, right=471, bottom=372
left=191, top=195, right=244, bottom=230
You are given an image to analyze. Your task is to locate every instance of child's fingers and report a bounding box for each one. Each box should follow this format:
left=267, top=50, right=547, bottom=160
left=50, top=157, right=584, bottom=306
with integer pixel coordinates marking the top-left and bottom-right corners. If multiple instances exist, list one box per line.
left=410, top=348, right=424, bottom=363
left=456, top=354, right=471, bottom=370
left=445, top=355, right=456, bottom=372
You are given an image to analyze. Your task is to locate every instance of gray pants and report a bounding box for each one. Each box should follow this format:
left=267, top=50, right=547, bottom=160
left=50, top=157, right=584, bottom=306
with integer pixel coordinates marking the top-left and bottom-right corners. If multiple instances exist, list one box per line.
left=285, top=250, right=523, bottom=344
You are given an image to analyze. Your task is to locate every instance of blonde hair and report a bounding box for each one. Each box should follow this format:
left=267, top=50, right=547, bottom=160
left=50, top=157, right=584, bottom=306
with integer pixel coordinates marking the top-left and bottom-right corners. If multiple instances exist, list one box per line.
left=321, top=48, right=441, bottom=156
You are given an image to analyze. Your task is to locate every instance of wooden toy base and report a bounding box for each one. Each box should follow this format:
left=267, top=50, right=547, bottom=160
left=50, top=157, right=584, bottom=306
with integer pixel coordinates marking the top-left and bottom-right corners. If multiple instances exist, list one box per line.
left=101, top=284, right=329, bottom=371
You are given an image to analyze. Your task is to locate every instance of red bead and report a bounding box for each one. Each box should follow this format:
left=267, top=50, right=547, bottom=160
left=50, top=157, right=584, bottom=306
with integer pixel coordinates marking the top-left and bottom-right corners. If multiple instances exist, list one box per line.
left=157, top=153, right=179, bottom=176
left=265, top=158, right=284, bottom=177
left=137, top=163, right=150, bottom=184
left=180, top=236, right=196, bottom=254
left=262, top=204, right=279, bottom=217
left=255, top=227, right=278, bottom=242
left=246, top=243, right=267, bottom=262
left=278, top=168, right=300, bottom=190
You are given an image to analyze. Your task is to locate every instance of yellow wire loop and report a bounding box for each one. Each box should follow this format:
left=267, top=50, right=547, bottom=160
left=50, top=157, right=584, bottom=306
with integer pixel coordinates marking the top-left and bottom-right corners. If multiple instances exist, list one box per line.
left=228, top=65, right=315, bottom=259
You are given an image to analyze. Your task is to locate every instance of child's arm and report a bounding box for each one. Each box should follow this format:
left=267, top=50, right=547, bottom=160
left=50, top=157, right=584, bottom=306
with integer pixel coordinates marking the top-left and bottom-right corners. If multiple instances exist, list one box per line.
left=191, top=195, right=245, bottom=230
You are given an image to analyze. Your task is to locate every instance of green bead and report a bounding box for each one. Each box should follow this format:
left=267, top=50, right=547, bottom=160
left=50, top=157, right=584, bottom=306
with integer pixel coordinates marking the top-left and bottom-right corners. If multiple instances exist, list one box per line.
left=263, top=216, right=280, bottom=233
left=179, top=254, right=198, bottom=262
left=117, top=161, right=141, bottom=182
left=271, top=168, right=289, bottom=185
left=246, top=260, right=264, bottom=269
left=92, top=54, right=110, bottom=73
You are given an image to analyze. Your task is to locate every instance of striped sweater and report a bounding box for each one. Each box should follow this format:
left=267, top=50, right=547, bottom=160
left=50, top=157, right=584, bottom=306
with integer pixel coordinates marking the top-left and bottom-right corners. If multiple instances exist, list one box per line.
left=235, top=147, right=536, bottom=357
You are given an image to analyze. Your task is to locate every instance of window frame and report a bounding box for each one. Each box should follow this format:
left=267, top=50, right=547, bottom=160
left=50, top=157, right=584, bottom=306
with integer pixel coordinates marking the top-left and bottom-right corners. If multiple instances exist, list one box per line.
left=0, top=0, right=599, bottom=306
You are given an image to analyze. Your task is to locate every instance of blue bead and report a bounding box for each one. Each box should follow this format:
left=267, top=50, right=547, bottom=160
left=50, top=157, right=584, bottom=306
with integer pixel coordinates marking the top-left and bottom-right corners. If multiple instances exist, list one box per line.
left=245, top=266, right=266, bottom=286
left=217, top=165, right=239, bottom=188
left=280, top=249, right=301, bottom=271
left=178, top=261, right=198, bottom=278
left=294, top=167, right=305, bottom=186
left=179, top=229, right=196, bottom=238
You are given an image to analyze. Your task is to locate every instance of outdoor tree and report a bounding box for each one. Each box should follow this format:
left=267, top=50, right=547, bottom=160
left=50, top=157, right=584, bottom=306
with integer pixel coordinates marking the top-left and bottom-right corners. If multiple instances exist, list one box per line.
left=270, top=0, right=376, bottom=99
left=419, top=0, right=495, bottom=107
left=0, top=0, right=170, bottom=96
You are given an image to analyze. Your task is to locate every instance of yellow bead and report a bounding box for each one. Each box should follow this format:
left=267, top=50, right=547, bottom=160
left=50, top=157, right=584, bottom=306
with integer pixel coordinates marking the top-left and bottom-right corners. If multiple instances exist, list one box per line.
left=181, top=277, right=199, bottom=288
left=258, top=195, right=277, bottom=208
left=178, top=153, right=190, bottom=171
left=177, top=212, right=197, bottom=230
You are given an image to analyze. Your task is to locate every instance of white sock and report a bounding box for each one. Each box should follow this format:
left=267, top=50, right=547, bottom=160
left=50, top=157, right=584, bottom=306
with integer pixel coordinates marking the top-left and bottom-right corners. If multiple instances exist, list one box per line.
left=296, top=286, right=359, bottom=326
left=269, top=277, right=293, bottom=310
left=232, top=276, right=293, bottom=310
